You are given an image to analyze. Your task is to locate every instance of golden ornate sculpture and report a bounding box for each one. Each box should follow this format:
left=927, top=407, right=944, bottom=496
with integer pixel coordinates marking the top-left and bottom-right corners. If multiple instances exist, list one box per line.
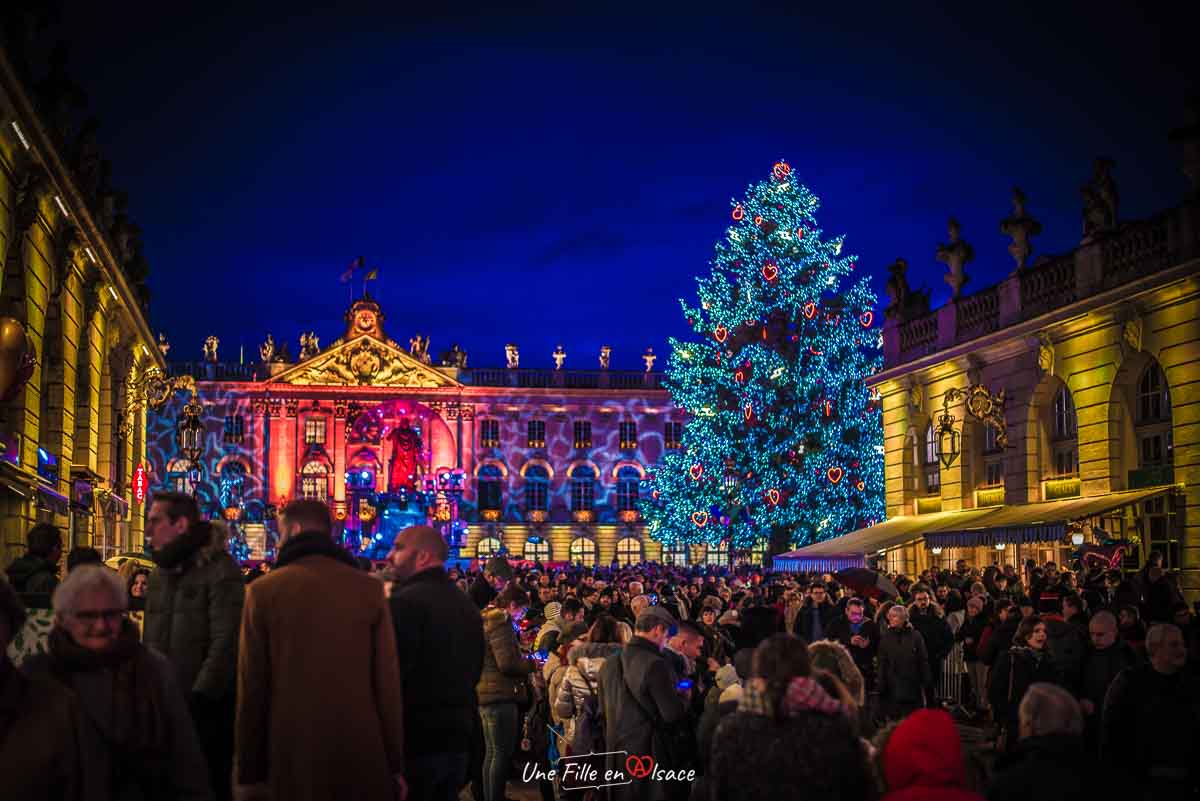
left=282, top=337, right=455, bottom=387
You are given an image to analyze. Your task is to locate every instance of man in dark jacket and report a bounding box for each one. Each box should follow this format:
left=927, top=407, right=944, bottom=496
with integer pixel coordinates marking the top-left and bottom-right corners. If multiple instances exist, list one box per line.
left=980, top=601, right=1019, bottom=667
left=145, top=492, right=245, bottom=801
left=1102, top=623, right=1200, bottom=797
left=908, top=588, right=952, bottom=706
left=389, top=525, right=485, bottom=801
left=599, top=605, right=689, bottom=801
left=987, top=682, right=1105, bottom=801
left=469, top=557, right=512, bottom=609
left=877, top=604, right=931, bottom=720
left=825, top=598, right=879, bottom=690
left=1078, top=610, right=1137, bottom=752
left=5, top=523, right=62, bottom=596
left=791, top=581, right=839, bottom=643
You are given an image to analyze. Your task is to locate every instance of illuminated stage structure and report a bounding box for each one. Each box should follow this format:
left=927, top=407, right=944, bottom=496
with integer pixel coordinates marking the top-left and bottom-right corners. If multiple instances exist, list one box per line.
left=146, top=296, right=697, bottom=564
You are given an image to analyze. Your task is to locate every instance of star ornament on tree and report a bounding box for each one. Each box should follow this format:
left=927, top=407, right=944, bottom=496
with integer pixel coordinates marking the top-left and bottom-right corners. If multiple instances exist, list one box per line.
left=644, top=160, right=885, bottom=550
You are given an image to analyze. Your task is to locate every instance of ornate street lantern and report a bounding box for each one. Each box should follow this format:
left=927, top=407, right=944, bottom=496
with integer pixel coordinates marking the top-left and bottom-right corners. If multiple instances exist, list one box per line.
left=936, top=408, right=961, bottom=470
left=176, top=399, right=205, bottom=467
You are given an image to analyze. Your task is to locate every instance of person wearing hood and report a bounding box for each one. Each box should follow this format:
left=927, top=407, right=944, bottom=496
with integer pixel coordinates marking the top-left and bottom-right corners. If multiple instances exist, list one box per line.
left=554, top=614, right=622, bottom=755
left=986, top=683, right=1104, bottom=801
left=144, top=491, right=245, bottom=801
left=878, top=604, right=932, bottom=721
left=875, top=708, right=984, bottom=800
left=707, top=633, right=874, bottom=801
left=5, top=523, right=63, bottom=596
left=988, top=617, right=1062, bottom=752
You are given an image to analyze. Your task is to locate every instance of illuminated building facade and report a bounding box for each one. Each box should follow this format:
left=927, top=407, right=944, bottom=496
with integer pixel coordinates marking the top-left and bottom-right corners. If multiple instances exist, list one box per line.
left=147, top=296, right=715, bottom=565
left=1, top=47, right=163, bottom=566
left=783, top=147, right=1200, bottom=599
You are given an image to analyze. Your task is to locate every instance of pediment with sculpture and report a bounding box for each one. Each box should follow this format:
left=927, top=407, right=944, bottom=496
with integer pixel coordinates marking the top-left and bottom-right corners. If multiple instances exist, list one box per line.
left=268, top=335, right=460, bottom=388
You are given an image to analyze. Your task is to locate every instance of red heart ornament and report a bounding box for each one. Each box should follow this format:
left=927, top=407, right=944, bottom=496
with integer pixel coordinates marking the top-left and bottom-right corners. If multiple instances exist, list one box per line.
left=731, top=205, right=744, bottom=221
left=765, top=488, right=781, bottom=506
left=714, top=325, right=728, bottom=343
left=803, top=302, right=817, bottom=319
left=691, top=511, right=709, bottom=527
left=744, top=403, right=754, bottom=422
left=626, top=754, right=655, bottom=779
left=762, top=262, right=779, bottom=282
left=827, top=466, right=844, bottom=484
left=689, top=463, right=704, bottom=481
left=856, top=480, right=866, bottom=491
left=860, top=311, right=874, bottom=328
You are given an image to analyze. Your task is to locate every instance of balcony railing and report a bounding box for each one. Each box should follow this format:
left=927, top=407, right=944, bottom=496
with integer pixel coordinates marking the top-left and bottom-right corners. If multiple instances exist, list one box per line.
left=1019, top=254, right=1076, bottom=319
left=899, top=313, right=937, bottom=362
left=955, top=284, right=999, bottom=342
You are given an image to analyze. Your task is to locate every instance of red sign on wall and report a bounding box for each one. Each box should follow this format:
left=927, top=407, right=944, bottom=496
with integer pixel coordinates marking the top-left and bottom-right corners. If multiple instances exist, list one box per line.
left=133, top=464, right=147, bottom=503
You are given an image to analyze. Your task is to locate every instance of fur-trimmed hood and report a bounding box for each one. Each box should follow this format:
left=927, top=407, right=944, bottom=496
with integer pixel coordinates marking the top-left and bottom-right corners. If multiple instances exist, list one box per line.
left=567, top=641, right=622, bottom=667
left=808, top=639, right=865, bottom=705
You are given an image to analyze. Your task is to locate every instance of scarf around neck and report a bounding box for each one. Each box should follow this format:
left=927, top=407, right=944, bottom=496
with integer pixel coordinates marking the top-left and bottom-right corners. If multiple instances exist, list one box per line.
left=738, top=676, right=843, bottom=718
left=151, top=522, right=212, bottom=569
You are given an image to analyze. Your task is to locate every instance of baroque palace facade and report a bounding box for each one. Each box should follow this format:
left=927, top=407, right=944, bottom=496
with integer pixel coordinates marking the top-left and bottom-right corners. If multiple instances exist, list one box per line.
left=784, top=137, right=1200, bottom=598
left=0, top=46, right=163, bottom=565
left=147, top=297, right=705, bottom=566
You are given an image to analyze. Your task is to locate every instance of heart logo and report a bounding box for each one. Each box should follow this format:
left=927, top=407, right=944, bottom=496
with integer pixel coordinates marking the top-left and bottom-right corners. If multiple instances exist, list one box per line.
left=827, top=466, right=844, bottom=484
left=762, top=262, right=779, bottom=282
left=765, top=488, right=781, bottom=506
left=626, top=754, right=655, bottom=779
left=689, top=463, right=703, bottom=481
left=859, top=311, right=874, bottom=328
left=714, top=325, right=728, bottom=343
left=803, top=302, right=817, bottom=319
left=744, top=403, right=754, bottom=422
left=691, top=511, right=709, bottom=527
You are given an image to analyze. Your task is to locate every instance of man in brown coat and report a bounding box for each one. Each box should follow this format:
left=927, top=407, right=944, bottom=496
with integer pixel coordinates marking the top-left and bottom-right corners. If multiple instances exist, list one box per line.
left=234, top=500, right=407, bottom=801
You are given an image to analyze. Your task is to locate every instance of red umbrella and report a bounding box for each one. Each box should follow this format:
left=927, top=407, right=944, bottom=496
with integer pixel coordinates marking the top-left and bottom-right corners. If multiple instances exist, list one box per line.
left=834, top=568, right=900, bottom=599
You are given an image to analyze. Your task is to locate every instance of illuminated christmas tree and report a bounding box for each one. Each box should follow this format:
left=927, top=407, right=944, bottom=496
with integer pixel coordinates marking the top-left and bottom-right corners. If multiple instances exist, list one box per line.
left=642, top=161, right=884, bottom=555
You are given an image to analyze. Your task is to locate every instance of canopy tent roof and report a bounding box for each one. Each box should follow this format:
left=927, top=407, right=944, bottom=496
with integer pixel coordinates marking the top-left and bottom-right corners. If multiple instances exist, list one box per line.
left=923, top=486, right=1175, bottom=548
left=780, top=486, right=1178, bottom=560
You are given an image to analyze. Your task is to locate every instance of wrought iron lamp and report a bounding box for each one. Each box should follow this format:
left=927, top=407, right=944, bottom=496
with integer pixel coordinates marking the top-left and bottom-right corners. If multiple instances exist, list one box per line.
left=934, top=384, right=1008, bottom=469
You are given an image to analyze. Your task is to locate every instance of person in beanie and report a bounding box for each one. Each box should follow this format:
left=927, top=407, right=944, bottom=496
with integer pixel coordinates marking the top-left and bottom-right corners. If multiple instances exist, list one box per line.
left=144, top=491, right=244, bottom=801
left=874, top=708, right=984, bottom=800
left=234, top=500, right=406, bottom=801
left=388, top=525, right=485, bottom=801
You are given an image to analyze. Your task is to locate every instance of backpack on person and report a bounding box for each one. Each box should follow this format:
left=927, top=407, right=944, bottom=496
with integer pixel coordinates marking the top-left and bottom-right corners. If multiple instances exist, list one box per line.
left=569, top=669, right=606, bottom=756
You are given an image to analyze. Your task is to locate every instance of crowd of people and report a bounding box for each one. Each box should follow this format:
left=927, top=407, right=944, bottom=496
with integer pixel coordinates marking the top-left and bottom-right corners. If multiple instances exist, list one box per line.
left=3, top=495, right=1200, bottom=801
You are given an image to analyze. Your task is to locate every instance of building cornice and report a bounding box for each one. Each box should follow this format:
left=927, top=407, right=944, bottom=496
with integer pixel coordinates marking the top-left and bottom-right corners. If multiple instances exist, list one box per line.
left=0, top=47, right=164, bottom=369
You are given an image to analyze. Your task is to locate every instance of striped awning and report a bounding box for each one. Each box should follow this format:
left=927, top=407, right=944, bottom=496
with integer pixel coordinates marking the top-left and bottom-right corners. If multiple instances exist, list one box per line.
left=772, top=553, right=867, bottom=573
left=923, top=486, right=1176, bottom=548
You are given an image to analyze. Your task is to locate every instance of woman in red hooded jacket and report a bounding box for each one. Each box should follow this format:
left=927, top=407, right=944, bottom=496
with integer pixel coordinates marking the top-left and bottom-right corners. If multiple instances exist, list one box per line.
left=876, top=708, right=984, bottom=801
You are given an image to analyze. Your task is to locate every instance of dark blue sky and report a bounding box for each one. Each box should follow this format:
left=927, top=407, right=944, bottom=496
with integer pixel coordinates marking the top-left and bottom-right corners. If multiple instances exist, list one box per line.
left=53, top=3, right=1192, bottom=369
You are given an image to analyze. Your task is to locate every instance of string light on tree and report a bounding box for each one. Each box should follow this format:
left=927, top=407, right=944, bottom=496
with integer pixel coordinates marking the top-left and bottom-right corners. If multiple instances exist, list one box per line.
left=640, top=160, right=885, bottom=552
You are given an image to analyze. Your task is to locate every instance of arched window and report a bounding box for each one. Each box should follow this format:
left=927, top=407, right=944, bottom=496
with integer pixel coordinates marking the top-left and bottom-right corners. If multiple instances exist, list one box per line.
left=1135, top=364, right=1173, bottom=468
left=1137, top=364, right=1171, bottom=424
left=615, top=536, right=642, bottom=566
left=615, top=466, right=641, bottom=512
left=166, top=457, right=197, bottom=495
left=524, top=464, right=550, bottom=512
left=569, top=537, right=597, bottom=567
left=570, top=465, right=596, bottom=513
left=524, top=537, right=550, bottom=562
left=301, top=461, right=328, bottom=500
left=923, top=422, right=940, bottom=492
left=706, top=541, right=728, bottom=566
left=477, top=464, right=504, bottom=511
left=1053, top=386, right=1077, bottom=440
left=476, top=536, right=503, bottom=559
left=664, top=542, right=689, bottom=567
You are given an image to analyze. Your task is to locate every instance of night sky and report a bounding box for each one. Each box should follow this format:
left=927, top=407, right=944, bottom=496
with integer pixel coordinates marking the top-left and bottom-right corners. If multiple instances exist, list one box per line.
left=47, top=3, right=1193, bottom=370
